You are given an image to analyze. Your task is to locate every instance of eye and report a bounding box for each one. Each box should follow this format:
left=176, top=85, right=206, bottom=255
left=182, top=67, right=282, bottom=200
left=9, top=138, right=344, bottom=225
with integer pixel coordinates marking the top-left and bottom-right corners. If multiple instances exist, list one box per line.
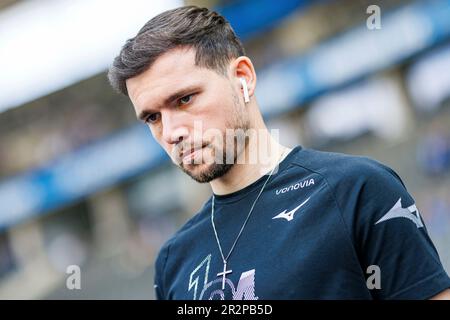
left=179, top=94, right=194, bottom=105
left=145, top=113, right=160, bottom=124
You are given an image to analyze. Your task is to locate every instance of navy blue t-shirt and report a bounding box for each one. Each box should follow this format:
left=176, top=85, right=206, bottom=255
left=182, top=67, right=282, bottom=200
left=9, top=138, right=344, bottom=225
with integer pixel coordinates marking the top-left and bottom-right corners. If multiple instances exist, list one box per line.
left=154, top=146, right=450, bottom=299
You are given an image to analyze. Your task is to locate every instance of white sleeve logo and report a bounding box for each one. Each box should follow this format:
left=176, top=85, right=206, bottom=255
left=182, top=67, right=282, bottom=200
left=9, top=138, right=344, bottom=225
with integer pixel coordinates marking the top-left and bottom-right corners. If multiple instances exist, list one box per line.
left=375, top=198, right=424, bottom=228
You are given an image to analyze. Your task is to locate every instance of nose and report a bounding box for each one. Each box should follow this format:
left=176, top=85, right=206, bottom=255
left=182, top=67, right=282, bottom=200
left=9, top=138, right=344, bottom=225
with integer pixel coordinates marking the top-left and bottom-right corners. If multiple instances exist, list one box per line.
left=161, top=111, right=189, bottom=146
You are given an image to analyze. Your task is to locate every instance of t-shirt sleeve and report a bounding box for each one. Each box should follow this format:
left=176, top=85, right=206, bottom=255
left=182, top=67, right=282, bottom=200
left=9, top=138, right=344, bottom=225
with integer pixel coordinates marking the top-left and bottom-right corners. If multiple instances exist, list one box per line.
left=337, top=159, right=450, bottom=299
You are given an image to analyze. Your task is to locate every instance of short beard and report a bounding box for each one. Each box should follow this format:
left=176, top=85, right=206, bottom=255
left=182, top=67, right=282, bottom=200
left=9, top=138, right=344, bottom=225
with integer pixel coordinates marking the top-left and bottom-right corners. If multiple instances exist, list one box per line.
left=179, top=89, right=249, bottom=183
left=181, top=162, right=234, bottom=183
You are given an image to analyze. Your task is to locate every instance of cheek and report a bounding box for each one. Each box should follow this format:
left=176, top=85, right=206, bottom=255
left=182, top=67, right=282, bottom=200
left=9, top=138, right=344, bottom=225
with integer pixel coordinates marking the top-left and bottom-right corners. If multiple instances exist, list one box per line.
left=202, top=110, right=227, bottom=130
left=161, top=142, right=175, bottom=159
left=206, top=101, right=231, bottom=123
left=148, top=126, right=160, bottom=141
left=148, top=126, right=169, bottom=151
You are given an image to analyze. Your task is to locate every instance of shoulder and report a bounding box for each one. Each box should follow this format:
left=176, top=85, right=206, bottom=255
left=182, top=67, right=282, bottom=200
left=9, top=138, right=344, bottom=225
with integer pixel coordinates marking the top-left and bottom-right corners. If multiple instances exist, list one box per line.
left=288, top=147, right=412, bottom=223
left=289, top=147, right=405, bottom=190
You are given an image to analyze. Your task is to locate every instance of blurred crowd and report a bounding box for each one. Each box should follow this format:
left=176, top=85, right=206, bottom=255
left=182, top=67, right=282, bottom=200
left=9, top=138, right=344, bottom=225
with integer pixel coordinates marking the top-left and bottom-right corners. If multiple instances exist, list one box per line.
left=0, top=77, right=135, bottom=179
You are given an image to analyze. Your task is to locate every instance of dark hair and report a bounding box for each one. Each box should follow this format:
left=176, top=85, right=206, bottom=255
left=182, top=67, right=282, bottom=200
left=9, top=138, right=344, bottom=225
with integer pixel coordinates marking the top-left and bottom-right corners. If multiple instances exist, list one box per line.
left=107, top=6, right=245, bottom=96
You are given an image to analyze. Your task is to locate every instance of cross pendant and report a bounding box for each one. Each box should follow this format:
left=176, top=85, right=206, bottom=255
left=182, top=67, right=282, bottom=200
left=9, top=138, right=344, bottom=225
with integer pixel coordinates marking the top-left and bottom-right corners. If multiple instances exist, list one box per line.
left=217, top=261, right=232, bottom=290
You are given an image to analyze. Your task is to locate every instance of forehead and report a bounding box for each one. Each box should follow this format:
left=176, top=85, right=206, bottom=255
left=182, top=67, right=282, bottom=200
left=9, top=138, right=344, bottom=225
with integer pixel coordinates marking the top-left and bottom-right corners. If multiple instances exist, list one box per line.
left=126, top=47, right=216, bottom=107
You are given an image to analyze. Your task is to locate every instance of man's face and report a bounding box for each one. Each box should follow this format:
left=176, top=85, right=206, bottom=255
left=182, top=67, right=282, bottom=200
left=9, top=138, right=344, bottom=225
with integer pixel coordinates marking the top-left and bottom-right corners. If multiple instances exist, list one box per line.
left=126, top=47, right=250, bottom=183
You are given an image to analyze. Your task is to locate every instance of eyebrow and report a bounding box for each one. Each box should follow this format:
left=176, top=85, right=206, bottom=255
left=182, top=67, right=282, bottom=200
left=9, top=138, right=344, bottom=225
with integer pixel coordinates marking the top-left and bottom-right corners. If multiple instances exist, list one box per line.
left=137, top=85, right=201, bottom=121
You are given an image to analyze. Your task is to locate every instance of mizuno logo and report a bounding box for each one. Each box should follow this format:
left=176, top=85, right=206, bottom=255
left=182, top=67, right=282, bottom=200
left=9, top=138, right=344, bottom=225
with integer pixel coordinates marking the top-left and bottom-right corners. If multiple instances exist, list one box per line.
left=272, top=197, right=311, bottom=222
left=375, top=198, right=424, bottom=228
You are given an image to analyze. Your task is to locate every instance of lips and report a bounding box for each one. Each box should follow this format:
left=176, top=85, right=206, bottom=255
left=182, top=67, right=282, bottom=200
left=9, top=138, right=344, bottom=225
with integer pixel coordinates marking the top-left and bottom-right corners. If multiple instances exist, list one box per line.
left=180, top=144, right=206, bottom=162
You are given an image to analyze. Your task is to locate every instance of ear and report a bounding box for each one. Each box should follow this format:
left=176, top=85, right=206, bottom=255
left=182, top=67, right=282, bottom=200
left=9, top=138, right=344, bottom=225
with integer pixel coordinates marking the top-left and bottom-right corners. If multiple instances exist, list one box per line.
left=231, top=56, right=256, bottom=100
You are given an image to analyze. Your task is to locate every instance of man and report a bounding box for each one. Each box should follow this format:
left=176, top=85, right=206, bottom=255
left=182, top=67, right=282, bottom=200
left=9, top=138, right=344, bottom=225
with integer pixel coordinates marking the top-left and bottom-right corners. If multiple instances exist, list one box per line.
left=108, top=6, right=450, bottom=299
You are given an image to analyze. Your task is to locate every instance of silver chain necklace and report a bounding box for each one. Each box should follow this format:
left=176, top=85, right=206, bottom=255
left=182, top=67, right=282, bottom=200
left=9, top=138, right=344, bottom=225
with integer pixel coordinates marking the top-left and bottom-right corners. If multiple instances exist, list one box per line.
left=211, top=150, right=286, bottom=290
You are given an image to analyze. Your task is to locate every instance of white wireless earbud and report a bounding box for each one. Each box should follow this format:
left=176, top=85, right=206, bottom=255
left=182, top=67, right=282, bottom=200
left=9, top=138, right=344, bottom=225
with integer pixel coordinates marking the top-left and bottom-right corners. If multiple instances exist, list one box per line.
left=240, top=78, right=250, bottom=103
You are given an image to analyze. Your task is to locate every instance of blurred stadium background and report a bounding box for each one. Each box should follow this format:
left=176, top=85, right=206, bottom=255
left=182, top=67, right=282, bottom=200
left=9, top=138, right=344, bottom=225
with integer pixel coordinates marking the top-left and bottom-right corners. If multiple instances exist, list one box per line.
left=0, top=0, right=450, bottom=299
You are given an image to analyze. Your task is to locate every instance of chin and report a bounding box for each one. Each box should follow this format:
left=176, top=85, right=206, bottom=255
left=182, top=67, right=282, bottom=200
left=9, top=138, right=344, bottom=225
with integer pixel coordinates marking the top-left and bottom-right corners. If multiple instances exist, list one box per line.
left=181, top=162, right=234, bottom=183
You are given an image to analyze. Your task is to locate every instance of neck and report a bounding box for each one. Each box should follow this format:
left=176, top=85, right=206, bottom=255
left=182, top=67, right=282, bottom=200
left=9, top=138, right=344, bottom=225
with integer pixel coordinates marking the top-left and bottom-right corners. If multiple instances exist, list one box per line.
left=210, top=127, right=291, bottom=195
